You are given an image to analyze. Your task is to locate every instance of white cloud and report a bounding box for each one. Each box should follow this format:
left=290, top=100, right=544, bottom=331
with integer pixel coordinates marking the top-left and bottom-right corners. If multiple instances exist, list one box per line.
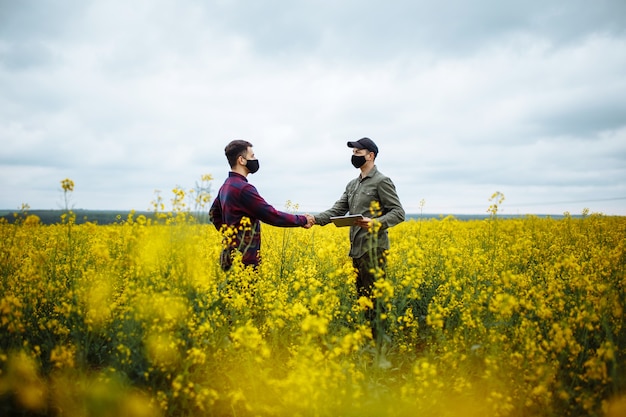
left=1, top=0, right=625, bottom=215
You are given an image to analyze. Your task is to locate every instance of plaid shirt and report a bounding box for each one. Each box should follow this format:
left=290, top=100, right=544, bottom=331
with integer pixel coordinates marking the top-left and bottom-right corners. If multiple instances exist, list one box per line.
left=209, top=172, right=307, bottom=267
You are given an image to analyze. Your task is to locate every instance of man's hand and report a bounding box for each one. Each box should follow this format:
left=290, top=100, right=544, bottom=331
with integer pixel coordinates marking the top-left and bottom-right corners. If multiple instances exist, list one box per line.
left=355, top=216, right=373, bottom=229
left=303, top=214, right=316, bottom=229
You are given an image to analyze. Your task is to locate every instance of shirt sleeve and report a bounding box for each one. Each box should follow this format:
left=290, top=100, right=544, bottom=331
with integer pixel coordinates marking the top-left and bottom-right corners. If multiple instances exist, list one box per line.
left=314, top=188, right=350, bottom=226
left=377, top=177, right=405, bottom=229
left=241, top=183, right=307, bottom=227
left=209, top=194, right=223, bottom=230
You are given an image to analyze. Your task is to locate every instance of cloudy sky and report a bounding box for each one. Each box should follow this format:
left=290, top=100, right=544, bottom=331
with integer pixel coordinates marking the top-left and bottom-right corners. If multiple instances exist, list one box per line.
left=2, top=0, right=625, bottom=216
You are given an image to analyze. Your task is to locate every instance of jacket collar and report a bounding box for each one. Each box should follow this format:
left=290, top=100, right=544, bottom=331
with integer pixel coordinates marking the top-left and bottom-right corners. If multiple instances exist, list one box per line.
left=359, top=165, right=378, bottom=181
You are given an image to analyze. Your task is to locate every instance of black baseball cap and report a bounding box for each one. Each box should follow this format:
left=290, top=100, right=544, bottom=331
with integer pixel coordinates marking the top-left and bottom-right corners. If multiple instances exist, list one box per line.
left=347, top=137, right=378, bottom=156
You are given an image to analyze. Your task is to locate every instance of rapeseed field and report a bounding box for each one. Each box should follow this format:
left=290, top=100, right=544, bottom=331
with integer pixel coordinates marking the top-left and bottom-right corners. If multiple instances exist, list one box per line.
left=1, top=184, right=625, bottom=416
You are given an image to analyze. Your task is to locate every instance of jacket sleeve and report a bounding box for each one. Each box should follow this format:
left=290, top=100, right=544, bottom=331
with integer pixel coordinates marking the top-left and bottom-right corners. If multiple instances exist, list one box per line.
left=377, top=177, right=405, bottom=230
left=314, top=188, right=350, bottom=226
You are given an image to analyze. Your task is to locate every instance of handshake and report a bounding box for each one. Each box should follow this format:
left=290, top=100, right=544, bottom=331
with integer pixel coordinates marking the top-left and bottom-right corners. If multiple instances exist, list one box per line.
left=303, top=214, right=316, bottom=229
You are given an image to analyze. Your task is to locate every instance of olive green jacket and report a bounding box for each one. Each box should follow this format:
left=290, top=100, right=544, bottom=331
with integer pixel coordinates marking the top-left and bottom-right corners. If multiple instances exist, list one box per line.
left=314, top=166, right=405, bottom=258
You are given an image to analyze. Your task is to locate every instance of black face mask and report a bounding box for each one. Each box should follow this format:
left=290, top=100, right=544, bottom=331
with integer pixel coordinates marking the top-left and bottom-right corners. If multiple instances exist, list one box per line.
left=245, top=158, right=260, bottom=174
left=351, top=155, right=366, bottom=169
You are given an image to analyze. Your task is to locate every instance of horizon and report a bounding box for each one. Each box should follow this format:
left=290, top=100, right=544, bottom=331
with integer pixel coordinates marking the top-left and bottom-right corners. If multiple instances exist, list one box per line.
left=1, top=207, right=616, bottom=219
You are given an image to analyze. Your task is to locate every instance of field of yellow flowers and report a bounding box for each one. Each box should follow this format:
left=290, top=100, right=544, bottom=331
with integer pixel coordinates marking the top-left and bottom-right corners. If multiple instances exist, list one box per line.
left=1, top=193, right=625, bottom=416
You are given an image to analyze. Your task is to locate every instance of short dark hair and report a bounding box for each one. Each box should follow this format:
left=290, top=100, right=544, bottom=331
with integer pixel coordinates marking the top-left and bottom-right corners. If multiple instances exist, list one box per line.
left=225, top=140, right=253, bottom=168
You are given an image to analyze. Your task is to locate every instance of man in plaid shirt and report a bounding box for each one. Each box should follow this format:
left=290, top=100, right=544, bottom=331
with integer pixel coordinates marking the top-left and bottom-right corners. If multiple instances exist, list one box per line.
left=209, top=140, right=314, bottom=270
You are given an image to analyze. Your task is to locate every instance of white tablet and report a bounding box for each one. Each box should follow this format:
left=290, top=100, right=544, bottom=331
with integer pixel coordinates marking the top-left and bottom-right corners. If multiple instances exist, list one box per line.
left=330, top=214, right=364, bottom=227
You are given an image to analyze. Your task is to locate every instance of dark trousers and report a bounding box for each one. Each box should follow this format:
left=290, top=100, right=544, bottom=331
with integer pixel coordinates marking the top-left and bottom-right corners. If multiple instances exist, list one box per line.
left=352, top=249, right=387, bottom=330
left=352, top=248, right=387, bottom=297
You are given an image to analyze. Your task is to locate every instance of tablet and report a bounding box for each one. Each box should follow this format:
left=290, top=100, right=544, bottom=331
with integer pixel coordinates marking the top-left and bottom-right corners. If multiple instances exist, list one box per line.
left=330, top=214, right=364, bottom=227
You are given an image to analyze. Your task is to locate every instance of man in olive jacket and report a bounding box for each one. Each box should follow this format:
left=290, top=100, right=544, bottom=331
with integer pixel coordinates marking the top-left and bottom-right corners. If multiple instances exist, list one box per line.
left=314, top=137, right=405, bottom=338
